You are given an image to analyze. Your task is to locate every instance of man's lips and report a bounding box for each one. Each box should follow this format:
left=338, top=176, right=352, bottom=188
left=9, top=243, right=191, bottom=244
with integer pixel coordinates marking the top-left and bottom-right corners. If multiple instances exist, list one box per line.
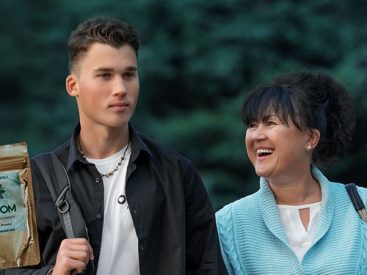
left=109, top=102, right=129, bottom=110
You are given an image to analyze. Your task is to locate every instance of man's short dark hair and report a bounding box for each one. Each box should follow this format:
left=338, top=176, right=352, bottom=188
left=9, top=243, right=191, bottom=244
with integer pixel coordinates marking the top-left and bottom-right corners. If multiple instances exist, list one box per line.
left=68, top=17, right=140, bottom=73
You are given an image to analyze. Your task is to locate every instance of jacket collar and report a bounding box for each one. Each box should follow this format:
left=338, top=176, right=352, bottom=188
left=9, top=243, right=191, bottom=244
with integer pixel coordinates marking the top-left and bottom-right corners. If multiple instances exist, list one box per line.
left=129, top=124, right=154, bottom=162
left=258, top=177, right=289, bottom=245
left=310, top=167, right=334, bottom=245
left=66, top=123, right=153, bottom=171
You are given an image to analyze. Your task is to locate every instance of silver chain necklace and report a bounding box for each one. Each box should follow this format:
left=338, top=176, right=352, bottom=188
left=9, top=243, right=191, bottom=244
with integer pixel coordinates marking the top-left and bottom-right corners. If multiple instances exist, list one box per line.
left=78, top=137, right=130, bottom=178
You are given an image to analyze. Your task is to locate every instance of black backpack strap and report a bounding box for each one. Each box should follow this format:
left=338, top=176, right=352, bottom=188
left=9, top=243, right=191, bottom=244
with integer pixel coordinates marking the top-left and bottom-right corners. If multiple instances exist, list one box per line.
left=33, top=153, right=88, bottom=239
left=345, top=183, right=367, bottom=223
left=33, top=153, right=94, bottom=274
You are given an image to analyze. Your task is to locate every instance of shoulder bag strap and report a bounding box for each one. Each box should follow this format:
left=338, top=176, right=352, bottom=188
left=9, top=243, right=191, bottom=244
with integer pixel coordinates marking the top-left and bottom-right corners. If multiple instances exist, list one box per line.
left=33, top=153, right=88, bottom=238
left=345, top=183, right=367, bottom=223
left=34, top=153, right=94, bottom=274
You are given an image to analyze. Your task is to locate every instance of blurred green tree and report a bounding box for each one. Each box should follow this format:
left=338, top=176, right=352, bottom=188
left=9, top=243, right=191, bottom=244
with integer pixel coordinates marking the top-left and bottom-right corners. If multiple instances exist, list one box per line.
left=1, top=0, right=366, bottom=209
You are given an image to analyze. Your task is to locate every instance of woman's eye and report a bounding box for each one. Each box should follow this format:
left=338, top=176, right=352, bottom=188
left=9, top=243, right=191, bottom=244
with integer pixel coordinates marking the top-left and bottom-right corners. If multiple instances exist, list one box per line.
left=248, top=122, right=257, bottom=128
left=265, top=118, right=280, bottom=126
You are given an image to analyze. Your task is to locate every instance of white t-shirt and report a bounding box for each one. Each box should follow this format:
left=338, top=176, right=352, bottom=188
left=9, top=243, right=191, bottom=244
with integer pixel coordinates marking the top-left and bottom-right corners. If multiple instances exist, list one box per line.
left=86, top=145, right=140, bottom=275
left=277, top=202, right=321, bottom=262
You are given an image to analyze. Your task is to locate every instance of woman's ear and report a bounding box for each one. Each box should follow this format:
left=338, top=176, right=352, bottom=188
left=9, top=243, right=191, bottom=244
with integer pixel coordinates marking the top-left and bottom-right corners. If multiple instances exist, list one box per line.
left=66, top=74, right=79, bottom=97
left=306, top=129, right=320, bottom=151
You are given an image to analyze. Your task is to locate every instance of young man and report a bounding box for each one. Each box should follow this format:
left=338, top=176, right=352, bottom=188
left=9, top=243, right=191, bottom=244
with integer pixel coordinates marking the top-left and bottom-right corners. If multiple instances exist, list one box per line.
left=2, top=18, right=225, bottom=275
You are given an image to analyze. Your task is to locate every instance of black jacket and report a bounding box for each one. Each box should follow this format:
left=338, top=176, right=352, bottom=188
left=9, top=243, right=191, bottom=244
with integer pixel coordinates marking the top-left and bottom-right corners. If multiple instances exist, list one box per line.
left=2, top=125, right=226, bottom=275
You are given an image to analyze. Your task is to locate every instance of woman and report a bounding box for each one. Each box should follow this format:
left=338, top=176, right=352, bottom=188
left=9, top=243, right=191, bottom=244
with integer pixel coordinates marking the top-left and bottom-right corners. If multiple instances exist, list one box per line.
left=216, top=72, right=367, bottom=274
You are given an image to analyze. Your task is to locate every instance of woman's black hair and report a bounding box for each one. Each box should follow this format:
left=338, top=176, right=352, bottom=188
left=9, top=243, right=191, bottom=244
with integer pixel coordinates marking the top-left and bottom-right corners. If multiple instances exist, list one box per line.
left=242, top=71, right=355, bottom=166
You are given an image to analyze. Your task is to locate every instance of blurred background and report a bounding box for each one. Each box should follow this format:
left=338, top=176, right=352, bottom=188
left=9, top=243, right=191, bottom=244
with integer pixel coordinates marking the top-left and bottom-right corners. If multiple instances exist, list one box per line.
left=0, top=0, right=366, bottom=210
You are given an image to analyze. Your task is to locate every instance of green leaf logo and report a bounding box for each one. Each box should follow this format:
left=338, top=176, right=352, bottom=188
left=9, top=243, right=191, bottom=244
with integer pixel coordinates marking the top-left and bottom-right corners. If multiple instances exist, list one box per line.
left=0, top=184, right=5, bottom=199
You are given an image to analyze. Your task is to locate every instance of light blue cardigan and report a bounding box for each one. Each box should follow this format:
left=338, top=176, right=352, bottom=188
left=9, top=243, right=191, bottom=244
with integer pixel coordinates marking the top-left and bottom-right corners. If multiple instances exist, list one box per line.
left=216, top=167, right=367, bottom=274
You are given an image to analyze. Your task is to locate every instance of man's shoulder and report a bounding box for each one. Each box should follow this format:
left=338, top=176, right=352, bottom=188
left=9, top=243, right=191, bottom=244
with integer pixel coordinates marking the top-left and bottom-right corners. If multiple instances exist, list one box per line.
left=32, top=138, right=71, bottom=163
left=135, top=130, right=194, bottom=166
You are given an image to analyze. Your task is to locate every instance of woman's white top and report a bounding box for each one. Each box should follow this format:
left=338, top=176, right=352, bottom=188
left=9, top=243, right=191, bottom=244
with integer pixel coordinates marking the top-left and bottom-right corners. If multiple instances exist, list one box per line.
left=277, top=202, right=321, bottom=262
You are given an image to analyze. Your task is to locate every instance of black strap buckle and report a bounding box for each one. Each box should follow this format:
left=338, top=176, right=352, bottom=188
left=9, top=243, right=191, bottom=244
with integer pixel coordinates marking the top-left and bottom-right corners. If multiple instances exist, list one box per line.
left=55, top=185, right=71, bottom=214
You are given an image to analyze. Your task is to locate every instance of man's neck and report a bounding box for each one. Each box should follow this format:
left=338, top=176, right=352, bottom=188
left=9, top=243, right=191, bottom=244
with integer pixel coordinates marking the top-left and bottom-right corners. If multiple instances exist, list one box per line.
left=78, top=124, right=129, bottom=159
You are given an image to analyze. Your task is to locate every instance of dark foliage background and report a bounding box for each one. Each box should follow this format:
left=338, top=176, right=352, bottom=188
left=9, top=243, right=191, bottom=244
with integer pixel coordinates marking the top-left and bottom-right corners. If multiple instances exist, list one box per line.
left=1, top=0, right=366, bottom=209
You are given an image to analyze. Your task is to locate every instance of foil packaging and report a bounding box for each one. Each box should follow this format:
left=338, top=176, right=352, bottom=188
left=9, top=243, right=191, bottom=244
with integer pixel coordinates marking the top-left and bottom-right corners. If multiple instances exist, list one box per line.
left=0, top=142, right=40, bottom=268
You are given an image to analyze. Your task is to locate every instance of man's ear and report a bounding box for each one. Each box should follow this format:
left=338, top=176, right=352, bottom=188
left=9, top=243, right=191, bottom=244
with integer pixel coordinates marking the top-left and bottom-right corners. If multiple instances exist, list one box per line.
left=306, top=128, right=320, bottom=151
left=66, top=74, right=79, bottom=97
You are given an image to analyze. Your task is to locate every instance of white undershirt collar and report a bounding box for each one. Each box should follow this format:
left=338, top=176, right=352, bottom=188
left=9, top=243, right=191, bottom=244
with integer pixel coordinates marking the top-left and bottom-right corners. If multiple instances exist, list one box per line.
left=277, top=201, right=322, bottom=262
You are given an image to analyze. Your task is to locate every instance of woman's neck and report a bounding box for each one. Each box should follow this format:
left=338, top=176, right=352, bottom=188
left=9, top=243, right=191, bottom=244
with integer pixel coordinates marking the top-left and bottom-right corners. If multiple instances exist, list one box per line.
left=269, top=174, right=321, bottom=205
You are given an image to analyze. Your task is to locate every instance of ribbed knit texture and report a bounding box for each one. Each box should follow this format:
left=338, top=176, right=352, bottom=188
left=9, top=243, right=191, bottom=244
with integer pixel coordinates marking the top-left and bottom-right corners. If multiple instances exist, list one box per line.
left=216, top=167, right=367, bottom=274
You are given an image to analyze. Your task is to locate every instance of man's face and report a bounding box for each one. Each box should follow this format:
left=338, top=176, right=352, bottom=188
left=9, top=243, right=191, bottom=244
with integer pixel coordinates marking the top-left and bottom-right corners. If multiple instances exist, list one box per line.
left=67, top=43, right=140, bottom=130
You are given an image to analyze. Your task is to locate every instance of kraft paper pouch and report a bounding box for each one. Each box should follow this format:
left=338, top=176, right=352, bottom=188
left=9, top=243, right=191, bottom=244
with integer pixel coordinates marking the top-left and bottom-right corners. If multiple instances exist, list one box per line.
left=0, top=142, right=40, bottom=268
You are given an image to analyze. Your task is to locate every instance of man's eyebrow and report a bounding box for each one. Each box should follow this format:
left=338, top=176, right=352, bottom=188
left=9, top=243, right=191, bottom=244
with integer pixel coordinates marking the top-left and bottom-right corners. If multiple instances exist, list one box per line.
left=94, top=67, right=113, bottom=72
left=94, top=66, right=137, bottom=72
left=125, top=66, right=137, bottom=71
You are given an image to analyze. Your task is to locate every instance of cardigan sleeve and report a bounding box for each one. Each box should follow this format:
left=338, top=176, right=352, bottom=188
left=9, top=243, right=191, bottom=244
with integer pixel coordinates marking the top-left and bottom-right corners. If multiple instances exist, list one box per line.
left=216, top=204, right=244, bottom=275
left=356, top=186, right=367, bottom=273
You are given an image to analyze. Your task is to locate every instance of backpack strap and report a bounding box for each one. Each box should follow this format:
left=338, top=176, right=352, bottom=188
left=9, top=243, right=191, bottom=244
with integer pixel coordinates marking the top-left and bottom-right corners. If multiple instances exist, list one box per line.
left=33, top=153, right=94, bottom=274
left=33, top=153, right=89, bottom=239
left=345, top=183, right=367, bottom=223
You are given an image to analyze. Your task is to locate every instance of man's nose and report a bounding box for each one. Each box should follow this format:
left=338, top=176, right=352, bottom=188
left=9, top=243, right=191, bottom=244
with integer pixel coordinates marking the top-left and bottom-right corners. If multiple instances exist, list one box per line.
left=112, top=77, right=127, bottom=95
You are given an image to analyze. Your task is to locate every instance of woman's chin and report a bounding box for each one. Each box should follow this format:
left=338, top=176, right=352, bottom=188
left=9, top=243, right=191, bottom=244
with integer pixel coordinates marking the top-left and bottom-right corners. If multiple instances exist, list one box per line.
left=254, top=168, right=270, bottom=178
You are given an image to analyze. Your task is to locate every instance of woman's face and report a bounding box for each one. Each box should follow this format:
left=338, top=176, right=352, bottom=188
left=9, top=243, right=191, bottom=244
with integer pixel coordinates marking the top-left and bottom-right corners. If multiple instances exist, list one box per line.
left=245, top=114, right=314, bottom=184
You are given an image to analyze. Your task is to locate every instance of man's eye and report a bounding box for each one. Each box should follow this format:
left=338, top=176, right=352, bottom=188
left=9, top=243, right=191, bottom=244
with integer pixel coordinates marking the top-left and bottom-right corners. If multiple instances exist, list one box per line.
left=98, top=73, right=112, bottom=79
left=123, top=72, right=136, bottom=79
